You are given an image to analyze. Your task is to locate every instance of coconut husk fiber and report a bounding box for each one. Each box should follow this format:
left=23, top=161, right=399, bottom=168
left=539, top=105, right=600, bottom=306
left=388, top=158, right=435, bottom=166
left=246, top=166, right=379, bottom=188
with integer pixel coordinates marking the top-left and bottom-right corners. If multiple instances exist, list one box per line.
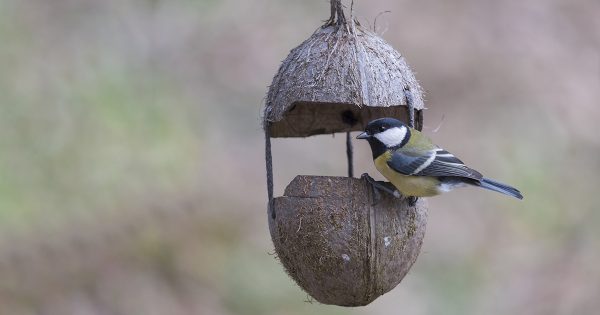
left=263, top=1, right=424, bottom=138
left=269, top=176, right=427, bottom=306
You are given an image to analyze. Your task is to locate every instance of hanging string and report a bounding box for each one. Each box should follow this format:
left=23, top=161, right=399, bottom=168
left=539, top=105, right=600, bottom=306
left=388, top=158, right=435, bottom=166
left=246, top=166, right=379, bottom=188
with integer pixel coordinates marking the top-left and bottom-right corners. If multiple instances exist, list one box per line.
left=328, top=0, right=346, bottom=26
left=341, top=110, right=358, bottom=178
left=416, top=109, right=424, bottom=131
left=346, top=131, right=353, bottom=178
left=265, top=122, right=275, bottom=219
left=404, top=86, right=423, bottom=207
left=404, top=86, right=415, bottom=129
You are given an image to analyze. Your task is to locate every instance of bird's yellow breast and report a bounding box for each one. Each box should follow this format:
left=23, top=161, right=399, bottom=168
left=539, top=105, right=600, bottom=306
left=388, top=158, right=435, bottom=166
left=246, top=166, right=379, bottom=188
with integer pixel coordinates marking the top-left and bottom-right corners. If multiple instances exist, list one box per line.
left=374, top=151, right=441, bottom=197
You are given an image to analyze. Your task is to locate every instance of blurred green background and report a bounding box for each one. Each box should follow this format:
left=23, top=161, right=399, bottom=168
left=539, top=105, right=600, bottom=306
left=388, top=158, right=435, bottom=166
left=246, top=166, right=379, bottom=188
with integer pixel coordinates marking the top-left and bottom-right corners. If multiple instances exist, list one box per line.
left=0, top=0, right=599, bottom=314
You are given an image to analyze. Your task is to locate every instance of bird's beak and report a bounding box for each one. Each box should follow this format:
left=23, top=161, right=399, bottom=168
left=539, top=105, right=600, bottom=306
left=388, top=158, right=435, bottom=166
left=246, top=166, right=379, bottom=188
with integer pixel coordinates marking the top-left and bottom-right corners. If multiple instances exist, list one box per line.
left=356, top=132, right=370, bottom=139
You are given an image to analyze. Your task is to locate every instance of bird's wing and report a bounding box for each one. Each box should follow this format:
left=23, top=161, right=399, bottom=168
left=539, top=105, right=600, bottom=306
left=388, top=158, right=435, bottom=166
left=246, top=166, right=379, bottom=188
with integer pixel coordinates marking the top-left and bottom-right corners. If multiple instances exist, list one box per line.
left=387, top=148, right=483, bottom=180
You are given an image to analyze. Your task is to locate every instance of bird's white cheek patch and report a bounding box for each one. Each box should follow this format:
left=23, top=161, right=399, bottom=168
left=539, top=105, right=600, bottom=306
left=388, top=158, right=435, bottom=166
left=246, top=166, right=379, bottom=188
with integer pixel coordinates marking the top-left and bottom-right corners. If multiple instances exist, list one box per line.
left=374, top=126, right=407, bottom=147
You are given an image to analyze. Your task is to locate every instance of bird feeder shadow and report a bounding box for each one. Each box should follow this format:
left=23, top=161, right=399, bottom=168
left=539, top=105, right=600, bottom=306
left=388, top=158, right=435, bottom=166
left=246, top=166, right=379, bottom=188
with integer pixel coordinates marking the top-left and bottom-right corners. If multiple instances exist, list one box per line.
left=263, top=0, right=428, bottom=306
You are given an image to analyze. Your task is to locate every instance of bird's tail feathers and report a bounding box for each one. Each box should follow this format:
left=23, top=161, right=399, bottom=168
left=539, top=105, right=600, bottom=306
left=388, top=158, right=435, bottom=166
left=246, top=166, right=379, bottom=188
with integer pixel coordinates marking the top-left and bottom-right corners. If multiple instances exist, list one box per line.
left=477, top=178, right=523, bottom=200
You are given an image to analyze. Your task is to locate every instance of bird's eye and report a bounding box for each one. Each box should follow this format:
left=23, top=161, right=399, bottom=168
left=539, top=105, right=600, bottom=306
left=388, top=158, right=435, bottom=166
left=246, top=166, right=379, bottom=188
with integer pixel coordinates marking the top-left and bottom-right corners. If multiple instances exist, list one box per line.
left=379, top=126, right=386, bottom=132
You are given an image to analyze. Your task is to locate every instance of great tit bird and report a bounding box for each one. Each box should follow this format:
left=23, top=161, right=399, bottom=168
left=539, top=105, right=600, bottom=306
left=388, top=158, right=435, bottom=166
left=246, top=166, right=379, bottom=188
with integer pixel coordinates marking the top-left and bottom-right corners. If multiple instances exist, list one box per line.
left=356, top=117, right=523, bottom=200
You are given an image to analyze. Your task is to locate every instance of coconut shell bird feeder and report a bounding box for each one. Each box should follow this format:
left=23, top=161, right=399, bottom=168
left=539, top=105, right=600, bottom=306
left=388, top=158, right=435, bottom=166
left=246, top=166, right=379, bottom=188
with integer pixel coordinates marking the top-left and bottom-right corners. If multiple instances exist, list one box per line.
left=263, top=1, right=428, bottom=306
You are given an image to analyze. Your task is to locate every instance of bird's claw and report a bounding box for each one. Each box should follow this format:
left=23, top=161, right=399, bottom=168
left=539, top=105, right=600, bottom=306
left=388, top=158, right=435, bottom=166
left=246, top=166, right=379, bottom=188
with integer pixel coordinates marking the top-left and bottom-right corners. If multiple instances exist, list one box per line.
left=361, top=173, right=401, bottom=205
left=360, top=173, right=419, bottom=206
left=361, top=173, right=380, bottom=204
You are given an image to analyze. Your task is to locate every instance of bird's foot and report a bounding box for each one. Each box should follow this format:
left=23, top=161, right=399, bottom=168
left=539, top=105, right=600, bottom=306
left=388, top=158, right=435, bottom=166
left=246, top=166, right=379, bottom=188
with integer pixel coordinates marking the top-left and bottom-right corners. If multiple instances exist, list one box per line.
left=361, top=173, right=401, bottom=205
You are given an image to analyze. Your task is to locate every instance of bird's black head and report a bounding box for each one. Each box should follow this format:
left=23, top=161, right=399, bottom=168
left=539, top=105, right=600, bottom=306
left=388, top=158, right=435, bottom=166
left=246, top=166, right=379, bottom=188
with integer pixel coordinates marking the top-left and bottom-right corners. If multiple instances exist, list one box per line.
left=356, top=118, right=411, bottom=158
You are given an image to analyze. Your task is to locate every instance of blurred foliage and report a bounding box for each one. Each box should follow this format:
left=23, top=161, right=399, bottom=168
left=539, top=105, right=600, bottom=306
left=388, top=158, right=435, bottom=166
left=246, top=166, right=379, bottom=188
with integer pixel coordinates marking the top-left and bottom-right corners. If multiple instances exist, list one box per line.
left=0, top=0, right=599, bottom=314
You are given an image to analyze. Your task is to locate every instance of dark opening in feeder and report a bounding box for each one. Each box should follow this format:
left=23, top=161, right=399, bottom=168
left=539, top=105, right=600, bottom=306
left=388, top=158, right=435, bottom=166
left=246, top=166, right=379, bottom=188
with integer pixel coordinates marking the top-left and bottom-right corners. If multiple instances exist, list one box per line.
left=263, top=0, right=428, bottom=306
